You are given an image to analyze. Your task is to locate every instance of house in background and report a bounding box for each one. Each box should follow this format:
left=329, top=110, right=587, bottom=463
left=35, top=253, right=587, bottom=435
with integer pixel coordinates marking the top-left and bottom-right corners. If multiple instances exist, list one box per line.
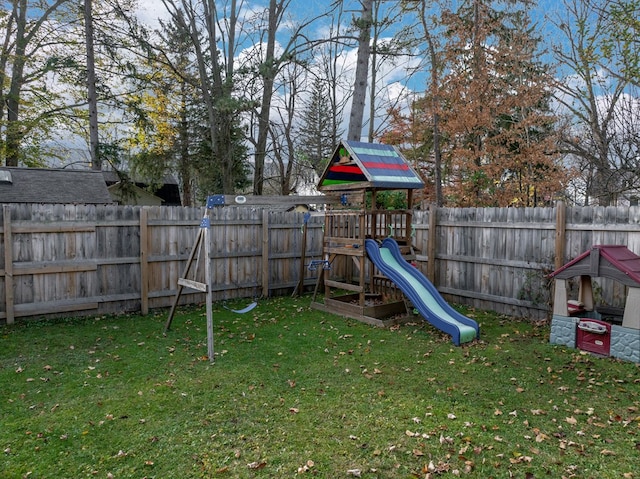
left=102, top=171, right=182, bottom=206
left=106, top=181, right=163, bottom=206
left=0, top=167, right=113, bottom=204
left=0, top=167, right=182, bottom=206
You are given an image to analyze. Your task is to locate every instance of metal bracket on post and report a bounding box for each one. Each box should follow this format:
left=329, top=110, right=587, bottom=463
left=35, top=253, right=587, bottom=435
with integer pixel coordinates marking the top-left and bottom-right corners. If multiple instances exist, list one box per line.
left=207, top=195, right=225, bottom=208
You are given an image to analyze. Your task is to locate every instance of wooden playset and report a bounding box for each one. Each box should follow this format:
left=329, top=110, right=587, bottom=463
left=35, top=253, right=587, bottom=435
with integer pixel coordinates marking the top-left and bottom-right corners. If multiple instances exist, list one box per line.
left=310, top=140, right=424, bottom=325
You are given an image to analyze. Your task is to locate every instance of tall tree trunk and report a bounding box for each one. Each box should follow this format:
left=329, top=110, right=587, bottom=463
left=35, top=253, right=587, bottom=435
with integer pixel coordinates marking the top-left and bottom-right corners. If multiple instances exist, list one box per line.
left=0, top=10, right=16, bottom=144
left=178, top=82, right=193, bottom=206
left=366, top=1, right=379, bottom=143
left=347, top=0, right=372, bottom=142
left=84, top=0, right=100, bottom=170
left=5, top=0, right=27, bottom=166
left=418, top=1, right=443, bottom=206
left=3, top=0, right=70, bottom=166
left=253, top=0, right=280, bottom=196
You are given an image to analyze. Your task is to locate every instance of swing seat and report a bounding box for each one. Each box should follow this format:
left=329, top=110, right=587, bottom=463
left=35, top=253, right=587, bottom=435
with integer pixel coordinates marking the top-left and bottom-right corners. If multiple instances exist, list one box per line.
left=223, top=301, right=258, bottom=314
left=308, top=259, right=331, bottom=271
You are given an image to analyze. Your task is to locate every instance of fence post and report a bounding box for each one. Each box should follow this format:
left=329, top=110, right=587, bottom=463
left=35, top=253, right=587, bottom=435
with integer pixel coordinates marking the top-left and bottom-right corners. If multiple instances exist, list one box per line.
left=140, top=207, right=149, bottom=315
left=427, top=204, right=438, bottom=283
left=262, top=209, right=270, bottom=298
left=555, top=200, right=566, bottom=271
left=2, top=205, right=14, bottom=324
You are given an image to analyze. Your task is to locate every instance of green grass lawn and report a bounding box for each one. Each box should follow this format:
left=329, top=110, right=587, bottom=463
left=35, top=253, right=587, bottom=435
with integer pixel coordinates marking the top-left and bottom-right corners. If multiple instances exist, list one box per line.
left=1, top=295, right=638, bottom=479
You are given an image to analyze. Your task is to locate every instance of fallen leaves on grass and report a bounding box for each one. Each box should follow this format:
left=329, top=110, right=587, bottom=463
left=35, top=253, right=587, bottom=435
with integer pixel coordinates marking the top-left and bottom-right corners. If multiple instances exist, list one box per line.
left=422, top=460, right=452, bottom=474
left=535, top=432, right=549, bottom=443
left=509, top=452, right=533, bottom=464
left=297, top=459, right=314, bottom=473
left=247, top=461, right=266, bottom=470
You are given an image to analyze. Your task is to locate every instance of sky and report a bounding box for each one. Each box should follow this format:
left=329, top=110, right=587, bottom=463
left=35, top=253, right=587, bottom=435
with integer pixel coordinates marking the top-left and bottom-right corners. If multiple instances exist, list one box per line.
left=127, top=0, right=608, bottom=151
left=50, top=0, right=636, bottom=171
left=132, top=0, right=577, bottom=88
left=132, top=0, right=428, bottom=138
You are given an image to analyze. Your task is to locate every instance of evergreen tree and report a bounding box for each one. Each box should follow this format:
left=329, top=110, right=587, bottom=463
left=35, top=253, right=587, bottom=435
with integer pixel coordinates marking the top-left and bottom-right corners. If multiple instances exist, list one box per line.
left=296, top=77, right=337, bottom=177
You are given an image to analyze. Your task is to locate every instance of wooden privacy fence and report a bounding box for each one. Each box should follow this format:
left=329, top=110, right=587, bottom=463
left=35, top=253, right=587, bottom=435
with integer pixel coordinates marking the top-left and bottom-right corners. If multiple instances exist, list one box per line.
left=0, top=203, right=325, bottom=324
left=413, top=203, right=640, bottom=319
left=1, top=202, right=639, bottom=324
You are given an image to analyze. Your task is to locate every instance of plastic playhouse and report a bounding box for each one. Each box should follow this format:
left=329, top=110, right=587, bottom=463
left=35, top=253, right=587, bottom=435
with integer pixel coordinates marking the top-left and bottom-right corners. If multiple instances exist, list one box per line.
left=549, top=245, right=640, bottom=363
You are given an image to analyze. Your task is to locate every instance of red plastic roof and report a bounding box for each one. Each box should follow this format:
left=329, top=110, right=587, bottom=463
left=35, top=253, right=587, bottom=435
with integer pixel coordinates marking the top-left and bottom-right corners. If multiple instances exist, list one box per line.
left=550, top=245, right=640, bottom=286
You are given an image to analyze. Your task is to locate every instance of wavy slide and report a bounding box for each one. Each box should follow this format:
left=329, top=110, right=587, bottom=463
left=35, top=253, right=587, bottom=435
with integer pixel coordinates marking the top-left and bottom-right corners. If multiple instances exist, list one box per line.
left=365, top=238, right=479, bottom=345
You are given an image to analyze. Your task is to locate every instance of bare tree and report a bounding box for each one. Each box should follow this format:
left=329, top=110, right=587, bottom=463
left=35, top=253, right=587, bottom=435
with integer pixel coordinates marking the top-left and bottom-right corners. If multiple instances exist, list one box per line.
left=252, top=0, right=282, bottom=196
left=315, top=4, right=349, bottom=150
left=240, top=1, right=338, bottom=194
left=415, top=0, right=445, bottom=206
left=266, top=61, right=304, bottom=195
left=593, top=0, right=640, bottom=88
left=159, top=0, right=248, bottom=194
left=366, top=1, right=419, bottom=143
left=553, top=0, right=636, bottom=205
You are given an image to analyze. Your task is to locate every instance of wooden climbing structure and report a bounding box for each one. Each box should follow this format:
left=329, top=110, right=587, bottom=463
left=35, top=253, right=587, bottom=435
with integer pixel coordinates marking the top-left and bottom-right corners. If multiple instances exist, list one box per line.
left=311, top=140, right=424, bottom=326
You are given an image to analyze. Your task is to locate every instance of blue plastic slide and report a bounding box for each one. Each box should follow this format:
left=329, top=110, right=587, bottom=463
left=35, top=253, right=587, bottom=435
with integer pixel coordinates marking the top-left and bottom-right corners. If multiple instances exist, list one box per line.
left=365, top=238, right=479, bottom=345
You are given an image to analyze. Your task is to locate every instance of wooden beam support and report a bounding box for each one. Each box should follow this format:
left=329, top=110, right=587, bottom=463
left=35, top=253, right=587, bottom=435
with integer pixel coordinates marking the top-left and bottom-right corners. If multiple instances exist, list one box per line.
left=3, top=205, right=14, bottom=325
left=215, top=194, right=342, bottom=207
left=262, top=210, right=270, bottom=298
left=140, top=207, right=149, bottom=315
left=554, top=200, right=566, bottom=271
left=426, top=204, right=437, bottom=284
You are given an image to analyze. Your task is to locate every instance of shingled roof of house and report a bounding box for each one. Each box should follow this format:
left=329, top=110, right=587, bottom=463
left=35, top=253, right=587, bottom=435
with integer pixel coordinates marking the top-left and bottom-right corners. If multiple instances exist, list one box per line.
left=0, top=167, right=113, bottom=204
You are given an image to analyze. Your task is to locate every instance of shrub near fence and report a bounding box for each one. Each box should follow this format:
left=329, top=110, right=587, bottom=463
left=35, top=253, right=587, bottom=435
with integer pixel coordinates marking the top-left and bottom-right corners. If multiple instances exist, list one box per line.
left=1, top=202, right=639, bottom=324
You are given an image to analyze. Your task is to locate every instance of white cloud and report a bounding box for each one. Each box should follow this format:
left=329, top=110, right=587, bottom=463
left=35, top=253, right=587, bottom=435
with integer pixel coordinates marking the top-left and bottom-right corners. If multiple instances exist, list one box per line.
left=135, top=0, right=172, bottom=31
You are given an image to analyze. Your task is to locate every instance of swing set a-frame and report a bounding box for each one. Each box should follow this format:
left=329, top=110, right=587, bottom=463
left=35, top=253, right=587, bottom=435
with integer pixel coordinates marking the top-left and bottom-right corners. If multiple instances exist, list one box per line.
left=162, top=193, right=344, bottom=362
left=163, top=195, right=257, bottom=362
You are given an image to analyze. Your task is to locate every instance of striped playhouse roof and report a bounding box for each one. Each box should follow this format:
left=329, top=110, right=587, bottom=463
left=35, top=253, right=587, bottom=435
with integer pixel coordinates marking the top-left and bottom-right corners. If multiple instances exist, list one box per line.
left=317, top=140, right=424, bottom=191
